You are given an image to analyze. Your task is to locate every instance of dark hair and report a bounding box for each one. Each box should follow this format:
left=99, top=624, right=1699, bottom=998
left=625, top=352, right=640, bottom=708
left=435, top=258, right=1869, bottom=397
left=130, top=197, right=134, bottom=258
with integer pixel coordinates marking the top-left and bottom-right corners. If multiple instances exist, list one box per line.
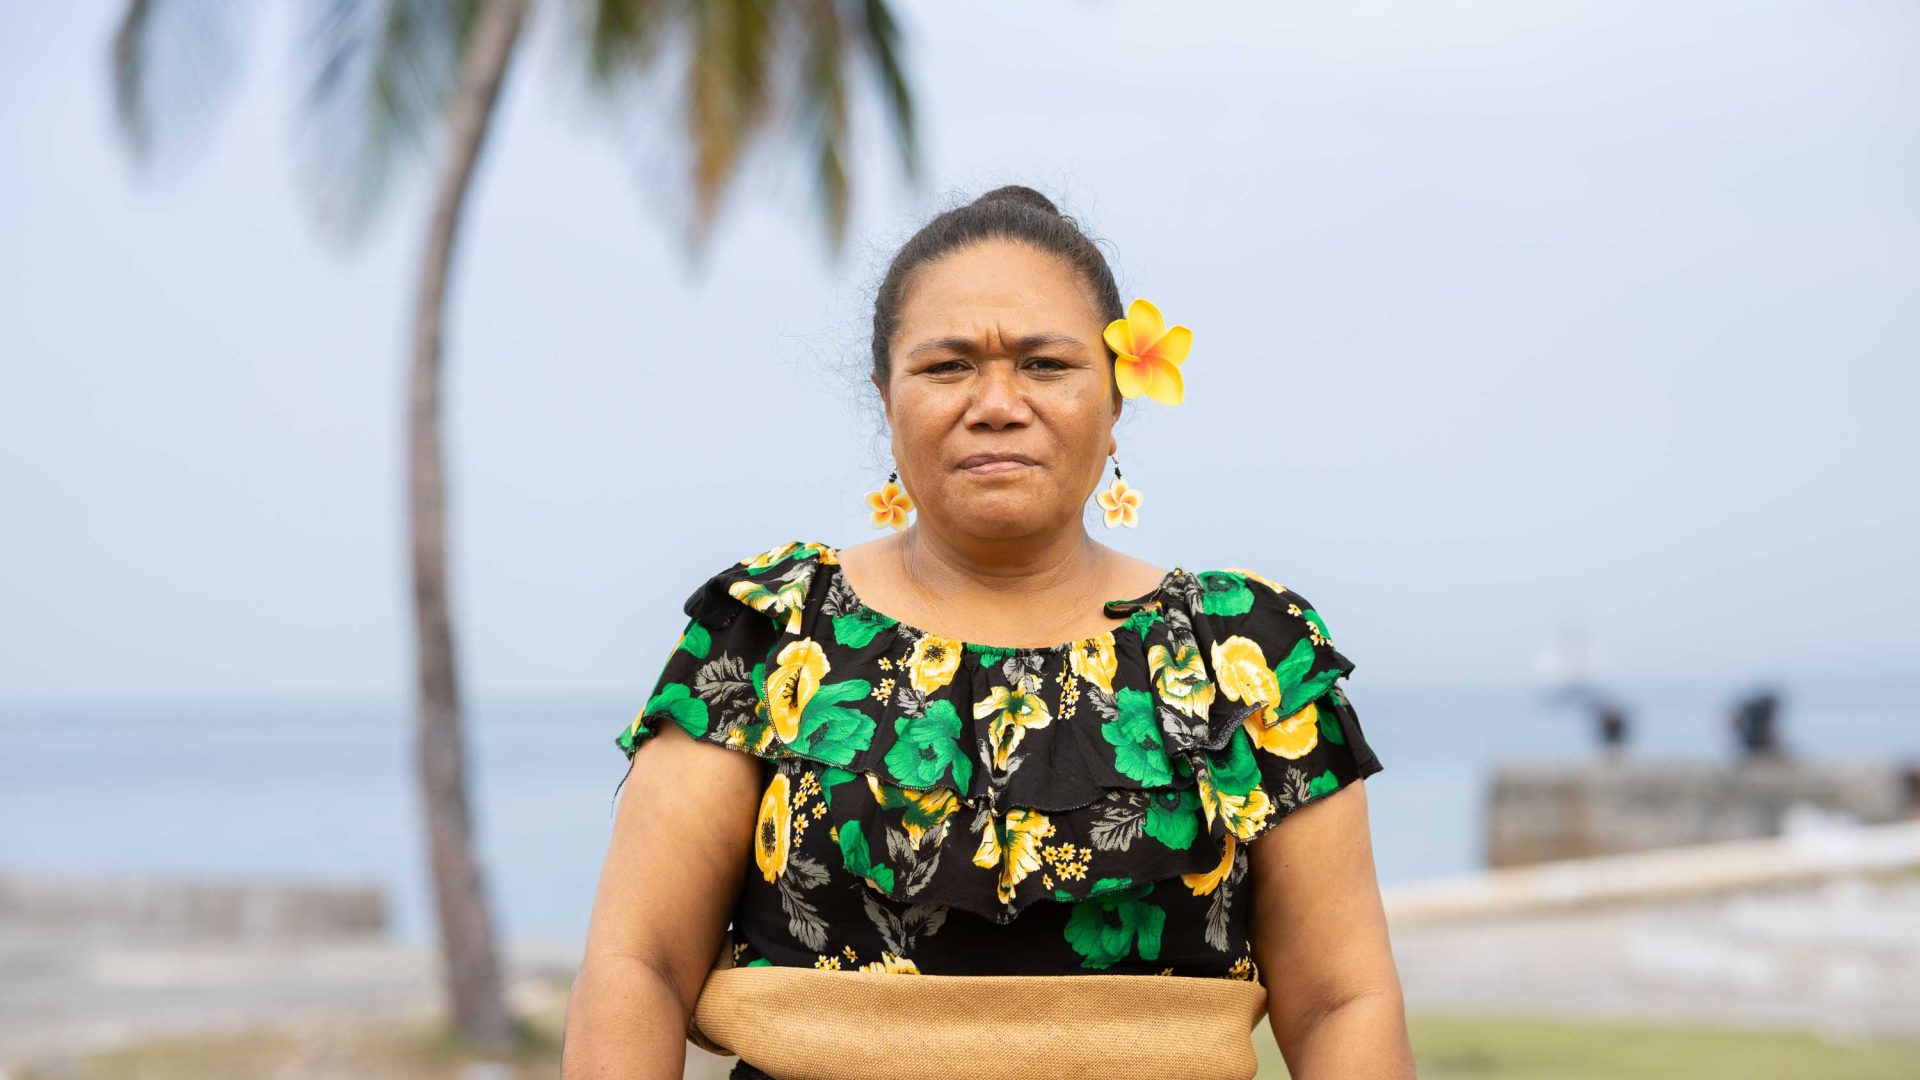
left=869, top=185, right=1124, bottom=386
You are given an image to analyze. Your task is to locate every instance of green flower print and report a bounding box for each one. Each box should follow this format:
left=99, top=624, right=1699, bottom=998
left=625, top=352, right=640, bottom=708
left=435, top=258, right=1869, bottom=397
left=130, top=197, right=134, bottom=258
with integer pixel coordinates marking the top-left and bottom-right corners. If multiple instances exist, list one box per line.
left=1064, top=881, right=1166, bottom=969
left=884, top=700, right=974, bottom=791
left=1104, top=688, right=1173, bottom=786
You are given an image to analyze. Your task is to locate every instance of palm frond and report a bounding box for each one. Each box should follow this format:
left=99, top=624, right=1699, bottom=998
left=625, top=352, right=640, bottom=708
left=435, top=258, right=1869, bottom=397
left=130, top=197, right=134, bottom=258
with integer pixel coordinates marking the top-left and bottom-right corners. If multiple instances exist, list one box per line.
left=565, top=0, right=921, bottom=261
left=299, top=0, right=486, bottom=240
left=111, top=0, right=252, bottom=163
left=685, top=0, right=780, bottom=243
left=852, top=0, right=916, bottom=180
left=793, top=0, right=851, bottom=250
left=576, top=0, right=675, bottom=88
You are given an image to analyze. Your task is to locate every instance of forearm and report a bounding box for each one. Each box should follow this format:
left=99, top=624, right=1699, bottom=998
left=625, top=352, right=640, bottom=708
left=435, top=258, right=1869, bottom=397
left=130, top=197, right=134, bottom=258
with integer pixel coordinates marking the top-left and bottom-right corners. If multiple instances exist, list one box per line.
left=1270, top=987, right=1415, bottom=1080
left=561, top=954, right=693, bottom=1080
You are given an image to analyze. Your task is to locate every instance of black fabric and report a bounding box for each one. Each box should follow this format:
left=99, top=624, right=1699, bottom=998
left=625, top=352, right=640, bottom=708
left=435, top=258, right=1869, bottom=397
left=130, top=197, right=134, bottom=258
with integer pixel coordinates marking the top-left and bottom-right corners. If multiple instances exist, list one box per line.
left=618, top=541, right=1383, bottom=981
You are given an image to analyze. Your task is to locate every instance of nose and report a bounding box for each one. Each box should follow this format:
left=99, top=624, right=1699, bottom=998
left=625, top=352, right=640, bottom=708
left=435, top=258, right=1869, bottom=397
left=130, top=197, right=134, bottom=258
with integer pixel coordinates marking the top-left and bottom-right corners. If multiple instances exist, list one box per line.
left=962, top=362, right=1033, bottom=430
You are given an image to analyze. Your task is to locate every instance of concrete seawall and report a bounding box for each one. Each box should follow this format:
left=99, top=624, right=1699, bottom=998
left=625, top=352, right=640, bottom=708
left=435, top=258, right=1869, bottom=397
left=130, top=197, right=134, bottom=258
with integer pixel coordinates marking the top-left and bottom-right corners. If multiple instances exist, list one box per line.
left=1485, top=759, right=1920, bottom=867
left=0, top=873, right=386, bottom=939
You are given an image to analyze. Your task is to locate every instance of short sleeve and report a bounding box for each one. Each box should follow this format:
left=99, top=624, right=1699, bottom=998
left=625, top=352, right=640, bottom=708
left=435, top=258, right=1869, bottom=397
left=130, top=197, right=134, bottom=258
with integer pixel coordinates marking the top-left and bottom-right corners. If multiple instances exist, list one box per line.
left=1188, top=569, right=1384, bottom=842
left=615, top=565, right=782, bottom=760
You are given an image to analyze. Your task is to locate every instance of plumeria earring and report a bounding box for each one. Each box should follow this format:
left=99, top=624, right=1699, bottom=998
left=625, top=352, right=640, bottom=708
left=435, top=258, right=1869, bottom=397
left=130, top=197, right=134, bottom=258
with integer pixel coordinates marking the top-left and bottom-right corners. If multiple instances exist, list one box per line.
left=866, top=470, right=914, bottom=531
left=1096, top=454, right=1142, bottom=529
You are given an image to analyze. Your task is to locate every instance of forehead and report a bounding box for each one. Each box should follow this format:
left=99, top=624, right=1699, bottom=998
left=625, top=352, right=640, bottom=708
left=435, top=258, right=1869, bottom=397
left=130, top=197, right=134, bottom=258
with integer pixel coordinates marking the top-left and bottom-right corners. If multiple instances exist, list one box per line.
left=896, top=240, right=1102, bottom=337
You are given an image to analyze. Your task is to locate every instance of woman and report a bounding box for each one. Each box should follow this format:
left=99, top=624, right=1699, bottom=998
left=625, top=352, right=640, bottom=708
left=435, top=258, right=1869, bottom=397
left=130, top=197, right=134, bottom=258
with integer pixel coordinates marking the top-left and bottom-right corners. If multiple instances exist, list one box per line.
left=563, top=186, right=1412, bottom=1079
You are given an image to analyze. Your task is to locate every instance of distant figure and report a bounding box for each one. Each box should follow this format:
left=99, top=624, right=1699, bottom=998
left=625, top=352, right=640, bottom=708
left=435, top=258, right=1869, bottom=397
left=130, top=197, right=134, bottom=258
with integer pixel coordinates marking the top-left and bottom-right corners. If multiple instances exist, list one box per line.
left=1545, top=683, right=1633, bottom=755
left=1596, top=699, right=1631, bottom=755
left=1731, top=688, right=1785, bottom=759
left=1539, top=625, right=1630, bottom=754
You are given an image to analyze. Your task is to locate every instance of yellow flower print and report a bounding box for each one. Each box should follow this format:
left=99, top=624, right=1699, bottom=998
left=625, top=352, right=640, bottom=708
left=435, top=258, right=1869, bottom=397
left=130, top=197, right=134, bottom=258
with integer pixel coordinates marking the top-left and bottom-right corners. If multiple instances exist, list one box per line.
left=905, top=788, right=960, bottom=844
left=858, top=951, right=922, bottom=975
left=1095, top=477, right=1143, bottom=529
left=1069, top=633, right=1118, bottom=694
left=1244, top=701, right=1319, bottom=760
left=1103, top=297, right=1191, bottom=406
left=1222, top=566, right=1284, bottom=593
left=867, top=480, right=914, bottom=532
left=1287, top=602, right=1331, bottom=646
left=907, top=634, right=962, bottom=696
left=1041, top=839, right=1093, bottom=882
left=1211, top=636, right=1279, bottom=708
left=865, top=774, right=961, bottom=844
left=975, top=673, right=1055, bottom=770
left=740, top=540, right=837, bottom=572
left=1196, top=768, right=1274, bottom=841
left=755, top=774, right=794, bottom=882
left=729, top=570, right=811, bottom=634
left=765, top=639, right=829, bottom=743
left=1148, top=643, right=1215, bottom=718
left=971, top=807, right=1054, bottom=905
left=1182, top=834, right=1236, bottom=896
left=741, top=541, right=801, bottom=570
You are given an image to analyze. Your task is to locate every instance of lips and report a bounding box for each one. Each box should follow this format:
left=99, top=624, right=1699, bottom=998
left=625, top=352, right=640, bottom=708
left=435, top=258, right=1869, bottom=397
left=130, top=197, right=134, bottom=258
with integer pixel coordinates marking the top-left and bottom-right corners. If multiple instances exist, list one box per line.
left=956, top=452, right=1037, bottom=474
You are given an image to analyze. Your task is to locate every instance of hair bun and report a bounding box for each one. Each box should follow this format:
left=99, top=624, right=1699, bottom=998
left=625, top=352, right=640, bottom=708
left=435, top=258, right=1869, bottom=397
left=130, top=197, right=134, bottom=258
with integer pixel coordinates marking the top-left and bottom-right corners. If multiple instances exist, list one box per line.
left=971, top=184, right=1060, bottom=216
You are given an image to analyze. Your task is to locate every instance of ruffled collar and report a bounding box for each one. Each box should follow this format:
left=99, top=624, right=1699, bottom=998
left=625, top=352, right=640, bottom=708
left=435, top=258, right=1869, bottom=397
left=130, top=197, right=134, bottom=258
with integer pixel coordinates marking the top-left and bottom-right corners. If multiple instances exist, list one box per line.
left=665, top=538, right=1359, bottom=923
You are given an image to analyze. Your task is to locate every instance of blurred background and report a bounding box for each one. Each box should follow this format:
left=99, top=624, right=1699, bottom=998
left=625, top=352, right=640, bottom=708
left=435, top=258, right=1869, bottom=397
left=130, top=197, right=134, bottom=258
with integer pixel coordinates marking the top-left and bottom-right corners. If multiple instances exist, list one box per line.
left=2, top=1, right=1916, bottom=1077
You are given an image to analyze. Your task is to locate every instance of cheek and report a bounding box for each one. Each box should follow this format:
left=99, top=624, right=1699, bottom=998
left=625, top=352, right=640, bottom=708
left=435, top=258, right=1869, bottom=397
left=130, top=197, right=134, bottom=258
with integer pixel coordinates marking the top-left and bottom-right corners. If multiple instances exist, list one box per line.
left=1041, top=384, right=1116, bottom=451
left=886, top=387, right=959, bottom=464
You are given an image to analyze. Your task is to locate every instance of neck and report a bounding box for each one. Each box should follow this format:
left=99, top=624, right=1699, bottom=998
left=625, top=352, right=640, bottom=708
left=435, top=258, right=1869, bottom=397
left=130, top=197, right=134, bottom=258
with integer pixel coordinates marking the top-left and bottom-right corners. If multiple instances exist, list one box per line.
left=896, top=523, right=1105, bottom=604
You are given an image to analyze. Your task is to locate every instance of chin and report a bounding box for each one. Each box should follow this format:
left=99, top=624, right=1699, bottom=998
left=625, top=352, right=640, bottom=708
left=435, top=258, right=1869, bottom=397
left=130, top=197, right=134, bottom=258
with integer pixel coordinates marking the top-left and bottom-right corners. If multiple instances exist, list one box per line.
left=941, top=492, right=1057, bottom=540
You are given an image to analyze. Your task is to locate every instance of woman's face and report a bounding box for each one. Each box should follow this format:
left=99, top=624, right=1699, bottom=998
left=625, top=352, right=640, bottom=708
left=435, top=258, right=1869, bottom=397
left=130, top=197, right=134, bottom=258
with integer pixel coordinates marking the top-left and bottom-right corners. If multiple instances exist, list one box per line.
left=879, top=239, right=1120, bottom=542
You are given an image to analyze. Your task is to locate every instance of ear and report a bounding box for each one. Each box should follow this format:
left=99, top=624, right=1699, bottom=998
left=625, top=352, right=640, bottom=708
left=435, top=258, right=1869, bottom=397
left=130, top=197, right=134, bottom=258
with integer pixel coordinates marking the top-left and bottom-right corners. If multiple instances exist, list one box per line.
left=872, top=371, right=892, bottom=424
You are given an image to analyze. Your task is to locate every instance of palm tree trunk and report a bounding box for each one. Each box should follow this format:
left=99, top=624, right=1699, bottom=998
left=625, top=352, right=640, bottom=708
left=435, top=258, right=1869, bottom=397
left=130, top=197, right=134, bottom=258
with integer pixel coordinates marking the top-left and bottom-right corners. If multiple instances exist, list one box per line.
left=408, top=0, right=531, bottom=1047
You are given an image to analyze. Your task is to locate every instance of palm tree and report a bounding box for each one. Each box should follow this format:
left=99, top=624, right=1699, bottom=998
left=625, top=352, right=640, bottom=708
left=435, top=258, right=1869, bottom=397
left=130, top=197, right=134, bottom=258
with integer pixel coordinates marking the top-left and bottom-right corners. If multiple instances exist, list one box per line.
left=110, top=0, right=917, bottom=1046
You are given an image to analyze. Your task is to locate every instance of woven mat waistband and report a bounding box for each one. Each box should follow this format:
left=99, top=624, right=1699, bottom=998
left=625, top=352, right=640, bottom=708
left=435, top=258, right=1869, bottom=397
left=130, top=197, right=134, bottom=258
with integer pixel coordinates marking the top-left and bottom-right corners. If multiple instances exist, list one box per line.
left=689, top=967, right=1268, bottom=1080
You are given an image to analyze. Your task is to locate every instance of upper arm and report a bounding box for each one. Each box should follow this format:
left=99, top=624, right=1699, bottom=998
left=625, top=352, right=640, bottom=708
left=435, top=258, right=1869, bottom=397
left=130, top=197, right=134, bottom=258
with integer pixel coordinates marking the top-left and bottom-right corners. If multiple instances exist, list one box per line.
left=1246, top=776, right=1400, bottom=1039
left=579, top=722, right=761, bottom=1016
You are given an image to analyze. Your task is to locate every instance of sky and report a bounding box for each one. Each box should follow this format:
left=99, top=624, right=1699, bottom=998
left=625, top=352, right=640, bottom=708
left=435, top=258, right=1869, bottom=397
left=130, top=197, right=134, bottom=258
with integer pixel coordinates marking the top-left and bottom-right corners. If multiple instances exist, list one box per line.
left=2, top=0, right=1916, bottom=703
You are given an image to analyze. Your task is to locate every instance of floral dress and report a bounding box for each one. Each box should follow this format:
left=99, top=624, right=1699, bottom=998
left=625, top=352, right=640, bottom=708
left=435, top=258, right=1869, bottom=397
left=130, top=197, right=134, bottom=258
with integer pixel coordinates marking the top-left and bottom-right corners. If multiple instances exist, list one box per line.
left=616, top=540, right=1383, bottom=982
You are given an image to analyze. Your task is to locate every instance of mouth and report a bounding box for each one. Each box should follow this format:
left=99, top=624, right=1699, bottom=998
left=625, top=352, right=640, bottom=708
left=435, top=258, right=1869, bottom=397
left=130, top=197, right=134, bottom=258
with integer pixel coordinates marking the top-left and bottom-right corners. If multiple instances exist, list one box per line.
left=955, top=452, right=1038, bottom=476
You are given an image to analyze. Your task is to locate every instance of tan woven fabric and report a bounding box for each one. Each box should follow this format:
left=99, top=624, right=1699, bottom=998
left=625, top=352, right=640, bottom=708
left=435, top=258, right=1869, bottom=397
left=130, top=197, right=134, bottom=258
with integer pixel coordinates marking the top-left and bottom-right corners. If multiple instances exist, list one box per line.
left=687, top=966, right=1269, bottom=1080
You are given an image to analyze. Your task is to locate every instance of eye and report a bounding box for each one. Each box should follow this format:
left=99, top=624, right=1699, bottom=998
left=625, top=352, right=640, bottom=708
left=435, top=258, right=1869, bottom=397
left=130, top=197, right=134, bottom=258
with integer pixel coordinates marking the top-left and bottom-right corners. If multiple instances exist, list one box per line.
left=925, top=359, right=969, bottom=375
left=1024, top=356, right=1070, bottom=372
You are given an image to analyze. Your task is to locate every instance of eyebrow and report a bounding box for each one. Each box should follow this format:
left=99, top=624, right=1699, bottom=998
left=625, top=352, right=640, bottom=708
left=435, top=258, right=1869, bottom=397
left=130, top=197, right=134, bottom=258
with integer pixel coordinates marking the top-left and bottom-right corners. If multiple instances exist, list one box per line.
left=904, top=331, right=1090, bottom=361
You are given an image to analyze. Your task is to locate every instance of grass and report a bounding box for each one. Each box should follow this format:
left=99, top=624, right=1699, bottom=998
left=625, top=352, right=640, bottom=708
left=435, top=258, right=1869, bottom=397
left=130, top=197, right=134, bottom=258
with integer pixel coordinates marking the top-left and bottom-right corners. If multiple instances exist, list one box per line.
left=18, top=1020, right=561, bottom=1080
left=22, top=1009, right=1920, bottom=1079
left=1256, top=1014, right=1920, bottom=1080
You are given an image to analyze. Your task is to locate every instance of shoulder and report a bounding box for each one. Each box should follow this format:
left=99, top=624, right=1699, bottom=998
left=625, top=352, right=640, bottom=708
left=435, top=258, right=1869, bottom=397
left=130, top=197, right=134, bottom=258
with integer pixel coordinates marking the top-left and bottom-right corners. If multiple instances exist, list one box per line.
left=1218, top=566, right=1337, bottom=647
left=1166, top=563, right=1352, bottom=688
left=1181, top=565, right=1333, bottom=632
left=675, top=539, right=840, bottom=628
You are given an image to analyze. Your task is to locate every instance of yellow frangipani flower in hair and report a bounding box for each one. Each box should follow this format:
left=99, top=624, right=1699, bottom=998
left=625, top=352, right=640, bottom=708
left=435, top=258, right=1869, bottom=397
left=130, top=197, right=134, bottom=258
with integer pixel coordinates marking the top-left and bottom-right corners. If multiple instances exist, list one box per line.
left=1103, top=298, right=1191, bottom=405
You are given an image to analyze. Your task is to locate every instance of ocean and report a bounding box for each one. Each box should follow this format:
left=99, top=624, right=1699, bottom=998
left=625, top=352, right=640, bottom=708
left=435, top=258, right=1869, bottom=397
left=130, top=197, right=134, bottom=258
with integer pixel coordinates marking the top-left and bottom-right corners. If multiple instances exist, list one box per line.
left=2, top=678, right=1913, bottom=944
